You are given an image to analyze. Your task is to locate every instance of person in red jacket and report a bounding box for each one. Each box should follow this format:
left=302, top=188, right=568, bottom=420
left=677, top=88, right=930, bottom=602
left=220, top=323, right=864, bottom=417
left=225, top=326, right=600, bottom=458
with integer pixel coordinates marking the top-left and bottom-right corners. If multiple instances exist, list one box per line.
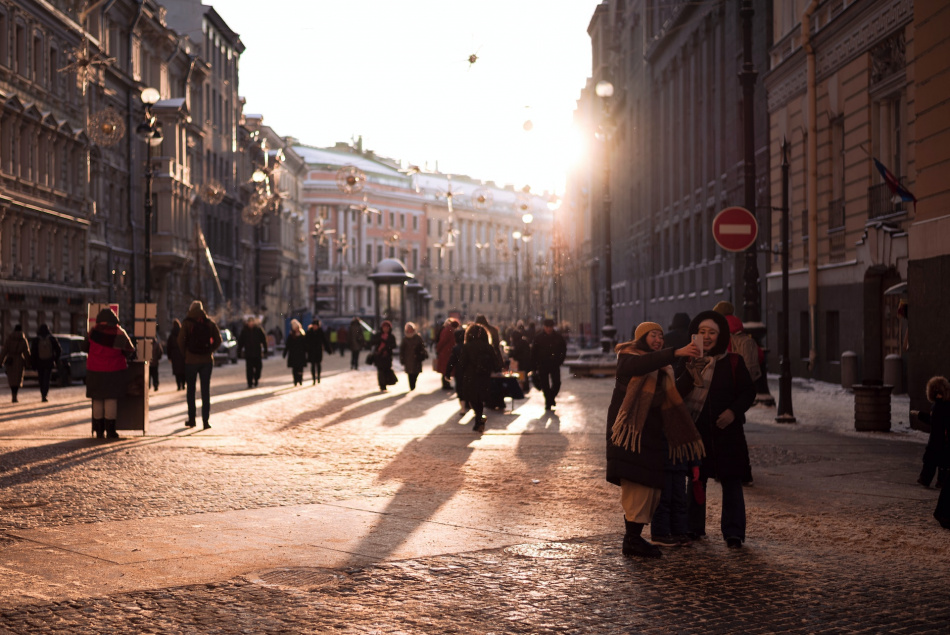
left=85, top=307, right=134, bottom=439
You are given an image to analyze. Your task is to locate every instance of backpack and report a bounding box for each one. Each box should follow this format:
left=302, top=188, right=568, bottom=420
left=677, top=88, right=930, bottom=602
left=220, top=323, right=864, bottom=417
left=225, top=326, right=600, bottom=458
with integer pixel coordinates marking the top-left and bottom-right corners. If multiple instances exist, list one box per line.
left=186, top=318, right=216, bottom=355
left=37, top=336, right=54, bottom=361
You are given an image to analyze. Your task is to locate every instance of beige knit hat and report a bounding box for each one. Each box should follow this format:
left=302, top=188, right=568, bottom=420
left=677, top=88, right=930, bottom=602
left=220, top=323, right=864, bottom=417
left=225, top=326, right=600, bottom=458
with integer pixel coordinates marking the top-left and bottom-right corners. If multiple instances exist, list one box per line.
left=633, top=322, right=663, bottom=341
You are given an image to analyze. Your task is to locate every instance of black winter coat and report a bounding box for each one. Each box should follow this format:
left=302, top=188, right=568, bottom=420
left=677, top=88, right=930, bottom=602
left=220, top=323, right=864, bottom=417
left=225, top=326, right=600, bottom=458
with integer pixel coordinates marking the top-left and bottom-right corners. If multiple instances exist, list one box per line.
left=305, top=327, right=331, bottom=363
left=676, top=353, right=756, bottom=480
left=606, top=347, right=677, bottom=489
left=921, top=400, right=950, bottom=468
left=531, top=330, right=567, bottom=370
left=237, top=325, right=268, bottom=360
left=369, top=332, right=396, bottom=370
left=459, top=339, right=502, bottom=403
left=283, top=333, right=308, bottom=370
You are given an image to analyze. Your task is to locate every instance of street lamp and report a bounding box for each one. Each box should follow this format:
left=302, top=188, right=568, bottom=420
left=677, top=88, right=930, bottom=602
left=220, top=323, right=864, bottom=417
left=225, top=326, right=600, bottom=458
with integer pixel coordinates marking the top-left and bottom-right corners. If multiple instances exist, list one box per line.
left=595, top=79, right=616, bottom=353
left=136, top=86, right=163, bottom=304
left=521, top=212, right=534, bottom=319
left=512, top=230, right=522, bottom=318
left=311, top=218, right=335, bottom=316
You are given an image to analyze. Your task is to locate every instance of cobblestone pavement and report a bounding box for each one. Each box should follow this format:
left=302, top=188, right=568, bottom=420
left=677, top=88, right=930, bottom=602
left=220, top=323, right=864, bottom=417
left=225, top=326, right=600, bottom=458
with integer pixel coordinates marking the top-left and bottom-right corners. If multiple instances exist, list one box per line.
left=0, top=354, right=948, bottom=632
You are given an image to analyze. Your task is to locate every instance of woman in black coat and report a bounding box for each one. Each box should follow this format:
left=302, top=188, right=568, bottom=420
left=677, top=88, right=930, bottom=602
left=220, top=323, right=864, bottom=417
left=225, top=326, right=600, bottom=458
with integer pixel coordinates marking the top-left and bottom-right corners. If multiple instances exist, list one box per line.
left=606, top=321, right=703, bottom=558
left=458, top=323, right=501, bottom=433
left=369, top=320, right=397, bottom=392
left=305, top=319, right=332, bottom=385
left=167, top=319, right=186, bottom=390
left=676, top=310, right=756, bottom=548
left=283, top=319, right=308, bottom=386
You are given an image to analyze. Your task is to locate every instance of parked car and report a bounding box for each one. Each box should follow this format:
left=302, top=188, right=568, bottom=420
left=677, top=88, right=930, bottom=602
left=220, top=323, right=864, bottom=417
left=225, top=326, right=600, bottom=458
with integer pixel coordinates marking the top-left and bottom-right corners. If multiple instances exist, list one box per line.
left=213, top=328, right=239, bottom=366
left=23, top=334, right=88, bottom=386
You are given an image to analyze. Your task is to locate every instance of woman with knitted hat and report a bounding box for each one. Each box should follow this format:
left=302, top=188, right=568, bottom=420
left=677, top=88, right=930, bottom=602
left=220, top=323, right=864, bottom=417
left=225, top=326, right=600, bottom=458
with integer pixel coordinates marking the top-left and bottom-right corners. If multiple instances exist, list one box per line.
left=85, top=307, right=135, bottom=439
left=606, top=321, right=703, bottom=558
left=676, top=310, right=757, bottom=548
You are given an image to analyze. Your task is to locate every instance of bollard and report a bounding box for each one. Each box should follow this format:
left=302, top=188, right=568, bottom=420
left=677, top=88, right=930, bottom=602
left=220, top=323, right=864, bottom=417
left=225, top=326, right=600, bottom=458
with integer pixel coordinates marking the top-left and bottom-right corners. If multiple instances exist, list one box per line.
left=840, top=351, right=857, bottom=390
left=853, top=383, right=892, bottom=431
left=883, top=354, right=904, bottom=394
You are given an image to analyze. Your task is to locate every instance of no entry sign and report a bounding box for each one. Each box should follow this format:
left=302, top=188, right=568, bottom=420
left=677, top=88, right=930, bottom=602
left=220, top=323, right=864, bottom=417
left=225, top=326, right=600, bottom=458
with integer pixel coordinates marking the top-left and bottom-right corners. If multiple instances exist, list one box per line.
left=712, top=206, right=758, bottom=252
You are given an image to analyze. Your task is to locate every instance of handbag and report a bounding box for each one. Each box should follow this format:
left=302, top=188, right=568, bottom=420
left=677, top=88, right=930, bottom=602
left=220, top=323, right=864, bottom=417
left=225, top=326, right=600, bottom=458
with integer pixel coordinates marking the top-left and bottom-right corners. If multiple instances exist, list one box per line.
left=386, top=368, right=398, bottom=385
left=365, top=352, right=376, bottom=365
left=418, top=342, right=429, bottom=361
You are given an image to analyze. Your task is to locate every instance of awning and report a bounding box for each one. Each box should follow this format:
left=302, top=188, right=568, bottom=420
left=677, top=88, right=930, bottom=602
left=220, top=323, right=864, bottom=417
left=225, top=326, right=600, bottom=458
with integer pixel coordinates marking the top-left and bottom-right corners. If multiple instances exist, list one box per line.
left=884, top=282, right=907, bottom=296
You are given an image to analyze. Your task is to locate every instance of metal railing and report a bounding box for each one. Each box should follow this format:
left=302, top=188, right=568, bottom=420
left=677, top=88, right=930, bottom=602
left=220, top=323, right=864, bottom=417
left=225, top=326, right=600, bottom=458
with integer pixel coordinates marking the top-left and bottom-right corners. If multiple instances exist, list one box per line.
left=867, top=180, right=908, bottom=220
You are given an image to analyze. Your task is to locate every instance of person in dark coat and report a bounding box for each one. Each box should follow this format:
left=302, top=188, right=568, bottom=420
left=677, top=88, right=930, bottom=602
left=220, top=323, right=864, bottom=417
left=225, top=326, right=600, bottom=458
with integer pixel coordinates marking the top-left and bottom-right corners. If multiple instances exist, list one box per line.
left=435, top=318, right=459, bottom=390
left=237, top=316, right=269, bottom=388
left=677, top=310, right=756, bottom=548
left=369, top=320, right=397, bottom=391
left=531, top=318, right=567, bottom=411
left=148, top=335, right=163, bottom=392
left=305, top=319, right=332, bottom=385
left=606, top=321, right=703, bottom=558
left=178, top=300, right=222, bottom=429
left=444, top=327, right=467, bottom=407
left=474, top=314, right=502, bottom=364
left=663, top=313, right=691, bottom=376
left=400, top=322, right=427, bottom=391
left=347, top=318, right=362, bottom=368
left=85, top=308, right=135, bottom=439
left=283, top=319, right=308, bottom=386
left=167, top=319, right=186, bottom=390
left=508, top=321, right=532, bottom=373
left=458, top=323, right=501, bottom=433
left=1, top=325, right=31, bottom=403
left=31, top=324, right=62, bottom=402
left=917, top=376, right=950, bottom=490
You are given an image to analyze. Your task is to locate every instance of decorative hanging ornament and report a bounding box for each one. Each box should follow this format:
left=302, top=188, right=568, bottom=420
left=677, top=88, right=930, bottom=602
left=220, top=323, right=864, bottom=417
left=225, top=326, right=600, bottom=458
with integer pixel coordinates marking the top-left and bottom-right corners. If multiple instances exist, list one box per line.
left=198, top=179, right=226, bottom=205
left=336, top=165, right=366, bottom=194
left=472, top=187, right=493, bottom=210
left=88, top=108, right=126, bottom=147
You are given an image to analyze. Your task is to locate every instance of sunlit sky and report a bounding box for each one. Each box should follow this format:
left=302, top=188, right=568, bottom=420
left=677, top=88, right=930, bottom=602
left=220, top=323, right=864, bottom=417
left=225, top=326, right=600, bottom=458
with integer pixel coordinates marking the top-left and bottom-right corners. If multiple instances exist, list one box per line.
left=209, top=0, right=601, bottom=194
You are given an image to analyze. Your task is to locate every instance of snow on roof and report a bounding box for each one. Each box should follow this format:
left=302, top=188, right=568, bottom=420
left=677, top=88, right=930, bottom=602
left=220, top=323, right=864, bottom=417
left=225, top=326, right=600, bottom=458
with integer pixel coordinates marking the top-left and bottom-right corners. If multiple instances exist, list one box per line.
left=294, top=145, right=404, bottom=178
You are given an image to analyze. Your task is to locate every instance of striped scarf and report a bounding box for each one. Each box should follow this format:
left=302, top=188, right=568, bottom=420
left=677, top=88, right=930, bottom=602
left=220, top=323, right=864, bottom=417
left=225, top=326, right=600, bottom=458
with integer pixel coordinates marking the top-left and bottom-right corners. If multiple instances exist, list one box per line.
left=610, top=345, right=705, bottom=463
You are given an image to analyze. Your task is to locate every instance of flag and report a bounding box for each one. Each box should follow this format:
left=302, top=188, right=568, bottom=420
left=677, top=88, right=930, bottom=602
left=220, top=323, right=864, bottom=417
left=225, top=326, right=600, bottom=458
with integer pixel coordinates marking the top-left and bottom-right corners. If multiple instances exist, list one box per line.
left=873, top=158, right=916, bottom=204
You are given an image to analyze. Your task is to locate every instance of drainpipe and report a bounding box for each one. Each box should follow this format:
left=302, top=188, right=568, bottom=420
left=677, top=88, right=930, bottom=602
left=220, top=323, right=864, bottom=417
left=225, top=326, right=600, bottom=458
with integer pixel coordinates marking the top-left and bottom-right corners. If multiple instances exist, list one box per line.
left=803, top=0, right=819, bottom=372
left=126, top=0, right=145, bottom=309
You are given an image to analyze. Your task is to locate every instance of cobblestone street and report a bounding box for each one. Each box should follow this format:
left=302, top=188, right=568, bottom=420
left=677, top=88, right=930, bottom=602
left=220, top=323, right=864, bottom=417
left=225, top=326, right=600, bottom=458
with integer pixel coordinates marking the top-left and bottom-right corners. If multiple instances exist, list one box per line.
left=0, top=354, right=948, bottom=632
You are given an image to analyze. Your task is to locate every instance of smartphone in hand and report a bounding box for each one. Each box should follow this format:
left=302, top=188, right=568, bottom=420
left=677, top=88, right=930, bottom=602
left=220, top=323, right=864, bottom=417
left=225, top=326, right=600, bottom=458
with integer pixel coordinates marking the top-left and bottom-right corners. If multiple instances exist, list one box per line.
left=691, top=333, right=703, bottom=355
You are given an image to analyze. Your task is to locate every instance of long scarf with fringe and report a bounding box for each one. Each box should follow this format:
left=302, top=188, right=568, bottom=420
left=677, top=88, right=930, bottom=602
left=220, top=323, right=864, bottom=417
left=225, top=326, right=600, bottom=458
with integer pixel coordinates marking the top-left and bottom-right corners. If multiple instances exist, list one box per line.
left=610, top=344, right=705, bottom=463
left=683, top=352, right=727, bottom=422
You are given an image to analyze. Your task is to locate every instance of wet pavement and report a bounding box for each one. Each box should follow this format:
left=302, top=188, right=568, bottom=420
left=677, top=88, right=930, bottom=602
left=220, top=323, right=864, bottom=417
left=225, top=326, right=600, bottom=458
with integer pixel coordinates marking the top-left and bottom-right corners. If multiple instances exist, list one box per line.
left=0, top=353, right=948, bottom=632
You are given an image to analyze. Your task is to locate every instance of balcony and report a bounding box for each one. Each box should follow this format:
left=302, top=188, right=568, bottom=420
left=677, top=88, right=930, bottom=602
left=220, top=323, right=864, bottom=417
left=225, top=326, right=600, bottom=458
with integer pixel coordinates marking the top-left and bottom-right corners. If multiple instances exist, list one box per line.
left=867, top=180, right=908, bottom=220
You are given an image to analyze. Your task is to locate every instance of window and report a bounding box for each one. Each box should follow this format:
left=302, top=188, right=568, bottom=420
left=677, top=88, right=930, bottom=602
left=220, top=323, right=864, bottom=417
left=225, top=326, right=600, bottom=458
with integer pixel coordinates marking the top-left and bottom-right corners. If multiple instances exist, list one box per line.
left=400, top=213, right=405, bottom=229
left=365, top=245, right=372, bottom=265
left=0, top=13, right=7, bottom=68
left=413, top=215, right=418, bottom=231
left=16, top=24, right=27, bottom=76
left=376, top=245, right=383, bottom=263
left=389, top=211, right=395, bottom=227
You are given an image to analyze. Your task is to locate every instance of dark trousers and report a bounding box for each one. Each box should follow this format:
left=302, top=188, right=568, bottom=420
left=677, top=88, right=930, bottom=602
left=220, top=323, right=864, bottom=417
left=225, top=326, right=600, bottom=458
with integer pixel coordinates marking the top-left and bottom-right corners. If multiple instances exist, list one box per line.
left=920, top=463, right=949, bottom=487
left=245, top=357, right=262, bottom=387
left=174, top=374, right=186, bottom=390
left=340, top=343, right=347, bottom=357
left=149, top=364, right=159, bottom=390
left=350, top=348, right=360, bottom=369
left=687, top=477, right=746, bottom=541
left=185, top=363, right=213, bottom=425
left=310, top=360, right=322, bottom=383
left=470, top=395, right=485, bottom=422
left=37, top=364, right=53, bottom=398
left=292, top=366, right=304, bottom=386
left=651, top=468, right=689, bottom=538
left=407, top=372, right=419, bottom=390
left=535, top=365, right=561, bottom=407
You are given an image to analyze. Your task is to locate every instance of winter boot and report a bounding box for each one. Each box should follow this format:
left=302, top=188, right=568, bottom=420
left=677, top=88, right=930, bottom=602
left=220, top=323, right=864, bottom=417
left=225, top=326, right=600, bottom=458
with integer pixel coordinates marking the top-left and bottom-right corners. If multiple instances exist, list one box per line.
left=622, top=518, right=662, bottom=559
left=92, top=419, right=105, bottom=440
left=105, top=419, right=119, bottom=439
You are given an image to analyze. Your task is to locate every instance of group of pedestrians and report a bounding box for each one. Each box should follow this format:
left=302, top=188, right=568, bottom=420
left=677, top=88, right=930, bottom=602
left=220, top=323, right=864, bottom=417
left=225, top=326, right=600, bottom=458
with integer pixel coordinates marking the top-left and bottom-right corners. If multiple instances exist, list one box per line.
left=1, top=324, right=67, bottom=404
left=607, top=308, right=757, bottom=558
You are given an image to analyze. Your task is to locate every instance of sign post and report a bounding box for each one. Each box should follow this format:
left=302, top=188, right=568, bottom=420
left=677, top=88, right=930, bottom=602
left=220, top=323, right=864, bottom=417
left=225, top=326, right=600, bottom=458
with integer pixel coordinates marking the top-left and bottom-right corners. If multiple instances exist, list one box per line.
left=712, top=206, right=758, bottom=252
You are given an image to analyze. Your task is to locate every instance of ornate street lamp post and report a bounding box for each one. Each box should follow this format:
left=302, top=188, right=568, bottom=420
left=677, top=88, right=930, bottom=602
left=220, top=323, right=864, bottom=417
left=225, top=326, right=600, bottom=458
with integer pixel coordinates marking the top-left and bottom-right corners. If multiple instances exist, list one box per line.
left=595, top=80, right=616, bottom=352
left=135, top=87, right=163, bottom=304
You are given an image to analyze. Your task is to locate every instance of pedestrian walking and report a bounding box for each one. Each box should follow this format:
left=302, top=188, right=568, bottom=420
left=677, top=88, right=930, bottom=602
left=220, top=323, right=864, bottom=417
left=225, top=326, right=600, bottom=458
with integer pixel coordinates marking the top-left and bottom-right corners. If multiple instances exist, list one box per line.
left=400, top=322, right=428, bottom=391
left=607, top=321, right=703, bottom=558
left=167, top=319, right=186, bottom=391
left=283, top=319, right=308, bottom=386
left=347, top=318, right=362, bottom=369
left=31, top=324, right=61, bottom=402
left=1, top=325, right=31, bottom=403
left=178, top=300, right=221, bottom=429
left=445, top=327, right=466, bottom=406
left=148, top=335, right=163, bottom=391
left=369, top=320, right=397, bottom=392
left=507, top=321, right=532, bottom=373
left=474, top=315, right=502, bottom=363
left=305, top=319, right=332, bottom=384
left=677, top=310, right=756, bottom=548
left=458, top=323, right=501, bottom=433
left=435, top=318, right=459, bottom=390
left=530, top=318, right=567, bottom=411
left=725, top=314, right=759, bottom=486
left=237, top=316, right=268, bottom=388
left=85, top=308, right=134, bottom=439
left=916, top=376, right=950, bottom=490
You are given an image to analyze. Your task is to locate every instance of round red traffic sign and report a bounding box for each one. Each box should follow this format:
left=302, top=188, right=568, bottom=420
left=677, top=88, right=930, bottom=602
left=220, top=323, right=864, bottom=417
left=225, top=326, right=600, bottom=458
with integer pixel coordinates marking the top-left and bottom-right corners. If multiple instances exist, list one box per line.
left=712, top=206, right=758, bottom=252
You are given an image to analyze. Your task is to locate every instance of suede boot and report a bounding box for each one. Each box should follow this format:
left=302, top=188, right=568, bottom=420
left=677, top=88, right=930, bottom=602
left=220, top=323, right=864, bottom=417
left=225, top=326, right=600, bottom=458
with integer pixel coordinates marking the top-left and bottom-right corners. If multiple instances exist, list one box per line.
left=93, top=419, right=105, bottom=440
left=105, top=419, right=119, bottom=439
